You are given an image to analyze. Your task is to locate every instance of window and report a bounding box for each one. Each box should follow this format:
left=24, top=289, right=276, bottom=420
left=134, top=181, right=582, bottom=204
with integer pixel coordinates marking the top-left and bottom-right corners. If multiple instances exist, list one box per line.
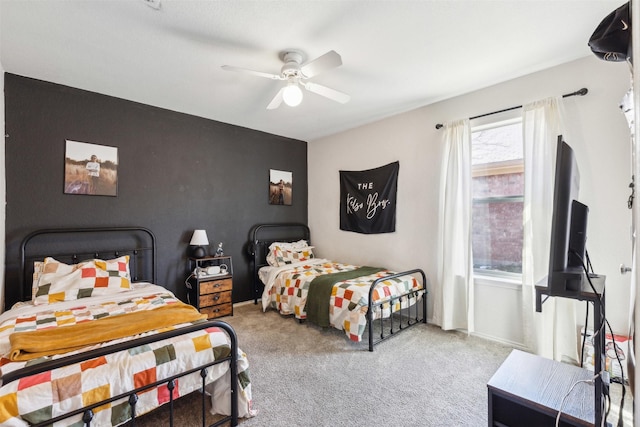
left=471, top=118, right=523, bottom=276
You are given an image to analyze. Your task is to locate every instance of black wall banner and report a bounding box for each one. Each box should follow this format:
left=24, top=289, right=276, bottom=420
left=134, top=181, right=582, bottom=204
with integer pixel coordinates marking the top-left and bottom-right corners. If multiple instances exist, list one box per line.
left=339, top=161, right=399, bottom=234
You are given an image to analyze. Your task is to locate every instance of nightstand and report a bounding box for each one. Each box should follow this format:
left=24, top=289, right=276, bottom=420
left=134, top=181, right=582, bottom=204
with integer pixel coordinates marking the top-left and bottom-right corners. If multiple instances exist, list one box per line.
left=187, top=256, right=233, bottom=319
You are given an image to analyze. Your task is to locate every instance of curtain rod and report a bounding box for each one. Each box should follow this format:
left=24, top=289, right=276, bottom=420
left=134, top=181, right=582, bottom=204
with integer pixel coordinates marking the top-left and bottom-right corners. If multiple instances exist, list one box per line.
left=434, top=87, right=588, bottom=130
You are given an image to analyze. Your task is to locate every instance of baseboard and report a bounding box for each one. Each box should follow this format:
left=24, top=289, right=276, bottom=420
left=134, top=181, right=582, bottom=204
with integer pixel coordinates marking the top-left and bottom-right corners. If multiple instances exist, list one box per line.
left=471, top=330, right=527, bottom=350
left=233, top=300, right=256, bottom=308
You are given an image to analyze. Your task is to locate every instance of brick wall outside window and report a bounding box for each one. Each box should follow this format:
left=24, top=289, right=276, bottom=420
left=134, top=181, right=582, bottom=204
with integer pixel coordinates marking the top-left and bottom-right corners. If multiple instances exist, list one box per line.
left=472, top=172, right=524, bottom=273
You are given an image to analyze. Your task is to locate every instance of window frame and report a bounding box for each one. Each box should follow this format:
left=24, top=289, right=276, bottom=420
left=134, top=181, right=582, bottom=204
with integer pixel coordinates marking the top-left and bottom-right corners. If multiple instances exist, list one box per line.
left=471, top=116, right=524, bottom=280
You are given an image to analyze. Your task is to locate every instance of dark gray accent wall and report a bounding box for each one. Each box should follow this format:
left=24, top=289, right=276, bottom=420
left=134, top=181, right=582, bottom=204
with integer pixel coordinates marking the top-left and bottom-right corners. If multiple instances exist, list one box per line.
left=3, top=73, right=307, bottom=309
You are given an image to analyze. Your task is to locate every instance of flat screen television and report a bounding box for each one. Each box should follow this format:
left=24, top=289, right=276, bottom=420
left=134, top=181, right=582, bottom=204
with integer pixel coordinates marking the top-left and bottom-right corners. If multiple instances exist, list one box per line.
left=548, top=136, right=589, bottom=293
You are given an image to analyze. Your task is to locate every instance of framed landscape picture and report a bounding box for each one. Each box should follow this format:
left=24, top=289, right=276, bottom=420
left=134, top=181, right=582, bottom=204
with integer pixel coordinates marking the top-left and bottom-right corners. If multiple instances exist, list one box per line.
left=269, top=169, right=292, bottom=205
left=64, top=140, right=118, bottom=196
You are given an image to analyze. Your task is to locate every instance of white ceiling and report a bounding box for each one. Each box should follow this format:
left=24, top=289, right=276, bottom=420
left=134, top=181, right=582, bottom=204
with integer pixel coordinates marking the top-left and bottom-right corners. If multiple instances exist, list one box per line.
left=0, top=0, right=624, bottom=141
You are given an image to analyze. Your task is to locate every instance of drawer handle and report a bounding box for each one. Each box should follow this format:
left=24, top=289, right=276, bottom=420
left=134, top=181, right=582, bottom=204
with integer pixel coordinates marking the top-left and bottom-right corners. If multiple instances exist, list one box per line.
left=213, top=295, right=220, bottom=301
left=214, top=308, right=220, bottom=313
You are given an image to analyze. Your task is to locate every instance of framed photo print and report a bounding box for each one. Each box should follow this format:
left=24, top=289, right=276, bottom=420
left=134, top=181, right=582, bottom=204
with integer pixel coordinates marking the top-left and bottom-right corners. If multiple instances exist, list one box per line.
left=269, top=169, right=292, bottom=205
left=64, top=140, right=118, bottom=196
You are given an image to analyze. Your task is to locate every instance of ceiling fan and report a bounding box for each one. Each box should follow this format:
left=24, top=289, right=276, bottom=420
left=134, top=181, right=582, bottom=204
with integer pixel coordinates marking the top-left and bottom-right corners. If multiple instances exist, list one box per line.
left=222, top=49, right=350, bottom=109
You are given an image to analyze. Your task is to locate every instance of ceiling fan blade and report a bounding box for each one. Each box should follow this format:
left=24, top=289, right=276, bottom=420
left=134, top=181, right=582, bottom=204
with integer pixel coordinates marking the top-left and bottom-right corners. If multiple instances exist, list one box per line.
left=266, top=87, right=285, bottom=110
left=300, top=50, right=342, bottom=79
left=221, top=65, right=282, bottom=80
left=302, top=82, right=350, bottom=104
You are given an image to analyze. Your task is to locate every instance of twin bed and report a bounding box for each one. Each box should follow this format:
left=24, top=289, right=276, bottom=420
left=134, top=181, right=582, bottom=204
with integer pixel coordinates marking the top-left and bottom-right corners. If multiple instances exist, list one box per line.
left=0, top=223, right=427, bottom=426
left=248, top=223, right=428, bottom=351
left=0, top=227, right=254, bottom=427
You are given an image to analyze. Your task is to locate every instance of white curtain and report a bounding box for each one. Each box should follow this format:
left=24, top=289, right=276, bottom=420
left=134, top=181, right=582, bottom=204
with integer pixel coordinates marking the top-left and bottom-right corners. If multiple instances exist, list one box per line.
left=436, top=119, right=474, bottom=332
left=522, top=97, right=579, bottom=363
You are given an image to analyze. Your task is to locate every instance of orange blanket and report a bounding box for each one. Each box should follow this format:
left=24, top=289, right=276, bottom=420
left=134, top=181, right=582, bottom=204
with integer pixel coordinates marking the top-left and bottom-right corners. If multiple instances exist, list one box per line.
left=9, top=302, right=206, bottom=361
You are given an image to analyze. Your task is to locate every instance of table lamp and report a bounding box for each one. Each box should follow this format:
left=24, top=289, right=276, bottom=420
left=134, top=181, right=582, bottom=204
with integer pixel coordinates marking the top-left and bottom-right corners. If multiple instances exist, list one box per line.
left=189, top=229, right=209, bottom=258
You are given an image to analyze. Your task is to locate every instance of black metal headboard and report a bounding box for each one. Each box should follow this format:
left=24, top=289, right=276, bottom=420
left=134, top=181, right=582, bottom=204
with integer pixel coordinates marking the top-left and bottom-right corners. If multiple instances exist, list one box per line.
left=247, top=223, right=310, bottom=304
left=20, top=227, right=156, bottom=303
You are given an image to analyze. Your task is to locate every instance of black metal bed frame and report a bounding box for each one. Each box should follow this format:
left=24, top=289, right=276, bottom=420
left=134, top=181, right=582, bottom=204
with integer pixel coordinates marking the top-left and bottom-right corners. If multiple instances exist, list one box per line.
left=248, top=223, right=427, bottom=352
left=5, top=226, right=239, bottom=427
left=247, top=223, right=310, bottom=305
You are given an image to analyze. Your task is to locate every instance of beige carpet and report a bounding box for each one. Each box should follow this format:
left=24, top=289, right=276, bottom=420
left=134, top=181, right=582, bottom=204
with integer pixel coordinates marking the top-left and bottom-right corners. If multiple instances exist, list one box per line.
left=138, top=303, right=632, bottom=426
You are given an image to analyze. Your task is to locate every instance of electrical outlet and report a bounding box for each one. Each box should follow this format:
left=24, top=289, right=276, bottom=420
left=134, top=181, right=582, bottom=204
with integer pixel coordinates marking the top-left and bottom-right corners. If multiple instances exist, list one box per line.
left=141, top=0, right=161, bottom=10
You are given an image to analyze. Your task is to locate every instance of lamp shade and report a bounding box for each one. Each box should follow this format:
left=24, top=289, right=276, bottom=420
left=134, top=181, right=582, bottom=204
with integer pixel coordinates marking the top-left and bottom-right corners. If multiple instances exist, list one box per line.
left=190, top=229, right=209, bottom=246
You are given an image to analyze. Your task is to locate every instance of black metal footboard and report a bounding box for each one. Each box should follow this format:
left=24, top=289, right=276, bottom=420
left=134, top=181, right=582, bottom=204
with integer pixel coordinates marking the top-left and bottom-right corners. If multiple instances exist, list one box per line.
left=367, top=269, right=427, bottom=352
left=1, top=320, right=239, bottom=427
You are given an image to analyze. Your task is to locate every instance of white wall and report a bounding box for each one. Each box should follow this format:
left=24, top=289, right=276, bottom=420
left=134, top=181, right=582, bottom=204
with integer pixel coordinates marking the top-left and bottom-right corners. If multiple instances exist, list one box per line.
left=309, top=56, right=633, bottom=343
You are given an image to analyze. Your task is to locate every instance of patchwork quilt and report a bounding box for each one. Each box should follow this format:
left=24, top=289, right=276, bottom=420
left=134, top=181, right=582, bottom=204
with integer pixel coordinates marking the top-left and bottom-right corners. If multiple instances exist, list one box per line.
left=0, top=284, right=255, bottom=426
left=260, top=259, right=423, bottom=342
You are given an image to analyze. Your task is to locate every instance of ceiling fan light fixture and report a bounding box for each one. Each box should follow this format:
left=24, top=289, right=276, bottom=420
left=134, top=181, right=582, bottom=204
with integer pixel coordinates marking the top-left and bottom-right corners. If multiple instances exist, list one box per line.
left=222, top=49, right=348, bottom=109
left=282, top=82, right=303, bottom=107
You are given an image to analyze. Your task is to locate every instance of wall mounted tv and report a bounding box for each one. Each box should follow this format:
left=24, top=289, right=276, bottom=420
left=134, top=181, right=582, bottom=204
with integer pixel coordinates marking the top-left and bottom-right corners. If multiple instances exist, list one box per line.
left=548, top=136, right=590, bottom=293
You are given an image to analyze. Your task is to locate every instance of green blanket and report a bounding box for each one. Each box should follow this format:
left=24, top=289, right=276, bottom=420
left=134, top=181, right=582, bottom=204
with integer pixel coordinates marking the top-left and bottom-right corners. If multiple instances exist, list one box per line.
left=305, top=266, right=385, bottom=328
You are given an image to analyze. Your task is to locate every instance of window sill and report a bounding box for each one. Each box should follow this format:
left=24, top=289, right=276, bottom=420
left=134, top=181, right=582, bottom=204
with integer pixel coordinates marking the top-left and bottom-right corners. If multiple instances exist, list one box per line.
left=474, top=273, right=522, bottom=290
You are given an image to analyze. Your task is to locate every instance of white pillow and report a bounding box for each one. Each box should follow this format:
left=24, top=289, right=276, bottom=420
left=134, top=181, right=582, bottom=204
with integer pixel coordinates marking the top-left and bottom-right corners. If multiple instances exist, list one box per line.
left=268, top=240, right=309, bottom=251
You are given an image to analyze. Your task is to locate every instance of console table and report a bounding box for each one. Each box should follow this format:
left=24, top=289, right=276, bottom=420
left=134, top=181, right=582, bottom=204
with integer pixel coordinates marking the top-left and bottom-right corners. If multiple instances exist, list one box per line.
left=488, top=349, right=595, bottom=426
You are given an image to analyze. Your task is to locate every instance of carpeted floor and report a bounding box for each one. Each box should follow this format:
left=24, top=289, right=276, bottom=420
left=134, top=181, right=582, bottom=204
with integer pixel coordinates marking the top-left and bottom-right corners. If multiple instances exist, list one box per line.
left=138, top=303, right=632, bottom=426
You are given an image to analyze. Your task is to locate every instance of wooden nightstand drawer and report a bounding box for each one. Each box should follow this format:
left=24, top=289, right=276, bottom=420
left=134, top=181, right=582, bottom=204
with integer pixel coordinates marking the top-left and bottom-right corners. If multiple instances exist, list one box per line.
left=200, top=278, right=232, bottom=295
left=199, top=290, right=232, bottom=307
left=187, top=256, right=234, bottom=320
left=201, top=303, right=233, bottom=319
